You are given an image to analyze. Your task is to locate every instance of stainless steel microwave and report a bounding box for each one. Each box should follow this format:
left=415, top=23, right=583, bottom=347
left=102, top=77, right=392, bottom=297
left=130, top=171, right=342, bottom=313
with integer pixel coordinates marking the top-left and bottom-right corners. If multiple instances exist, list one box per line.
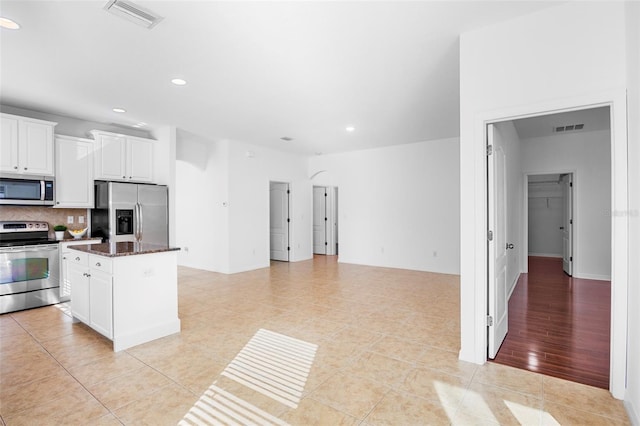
left=0, top=176, right=55, bottom=206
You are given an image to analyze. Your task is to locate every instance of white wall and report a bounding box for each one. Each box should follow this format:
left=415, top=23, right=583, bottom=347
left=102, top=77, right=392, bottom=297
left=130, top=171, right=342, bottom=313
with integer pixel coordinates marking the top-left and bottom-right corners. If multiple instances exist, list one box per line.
left=493, top=122, right=523, bottom=295
left=625, top=1, right=640, bottom=423
left=528, top=180, right=563, bottom=257
left=309, top=138, right=460, bottom=275
left=227, top=140, right=312, bottom=273
left=523, top=130, right=611, bottom=280
left=176, top=133, right=312, bottom=274
left=459, top=1, right=629, bottom=399
left=175, top=131, right=230, bottom=272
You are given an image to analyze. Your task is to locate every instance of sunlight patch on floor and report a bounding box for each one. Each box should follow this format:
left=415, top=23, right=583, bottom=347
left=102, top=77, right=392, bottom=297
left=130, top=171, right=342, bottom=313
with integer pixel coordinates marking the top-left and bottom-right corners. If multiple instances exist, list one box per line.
left=221, top=329, right=318, bottom=409
left=179, top=383, right=290, bottom=426
left=181, top=329, right=318, bottom=425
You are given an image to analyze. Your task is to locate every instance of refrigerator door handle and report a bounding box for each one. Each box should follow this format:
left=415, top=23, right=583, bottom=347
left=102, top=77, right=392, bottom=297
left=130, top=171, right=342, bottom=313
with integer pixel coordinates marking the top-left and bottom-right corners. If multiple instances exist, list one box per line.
left=134, top=203, right=140, bottom=241
left=138, top=202, right=144, bottom=241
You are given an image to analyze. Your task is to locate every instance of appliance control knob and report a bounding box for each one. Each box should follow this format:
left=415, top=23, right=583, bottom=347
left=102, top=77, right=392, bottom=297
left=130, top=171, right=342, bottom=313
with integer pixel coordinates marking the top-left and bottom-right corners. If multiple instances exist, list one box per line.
left=24, top=167, right=27, bottom=170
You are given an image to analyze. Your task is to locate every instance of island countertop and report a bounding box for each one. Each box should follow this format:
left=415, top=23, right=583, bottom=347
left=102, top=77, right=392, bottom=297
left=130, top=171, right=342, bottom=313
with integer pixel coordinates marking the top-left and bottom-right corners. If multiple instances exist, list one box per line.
left=69, top=241, right=181, bottom=257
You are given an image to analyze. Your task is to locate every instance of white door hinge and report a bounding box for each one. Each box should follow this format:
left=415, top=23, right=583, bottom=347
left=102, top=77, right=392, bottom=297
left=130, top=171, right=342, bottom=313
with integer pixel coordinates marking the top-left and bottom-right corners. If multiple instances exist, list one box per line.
left=487, top=315, right=494, bottom=327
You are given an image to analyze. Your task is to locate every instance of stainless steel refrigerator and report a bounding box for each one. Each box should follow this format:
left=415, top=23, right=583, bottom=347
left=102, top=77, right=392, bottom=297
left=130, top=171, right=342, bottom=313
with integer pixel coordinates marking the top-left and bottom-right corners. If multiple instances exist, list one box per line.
left=91, top=181, right=168, bottom=245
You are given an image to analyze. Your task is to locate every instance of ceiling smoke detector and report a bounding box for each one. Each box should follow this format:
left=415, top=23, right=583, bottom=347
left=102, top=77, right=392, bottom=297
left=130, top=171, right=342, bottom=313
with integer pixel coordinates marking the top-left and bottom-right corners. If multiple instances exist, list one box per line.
left=104, top=0, right=163, bottom=29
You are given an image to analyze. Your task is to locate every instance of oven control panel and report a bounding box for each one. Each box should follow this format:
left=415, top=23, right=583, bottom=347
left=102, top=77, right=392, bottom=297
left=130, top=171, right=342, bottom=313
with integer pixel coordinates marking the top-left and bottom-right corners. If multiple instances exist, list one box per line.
left=0, top=221, right=49, bottom=233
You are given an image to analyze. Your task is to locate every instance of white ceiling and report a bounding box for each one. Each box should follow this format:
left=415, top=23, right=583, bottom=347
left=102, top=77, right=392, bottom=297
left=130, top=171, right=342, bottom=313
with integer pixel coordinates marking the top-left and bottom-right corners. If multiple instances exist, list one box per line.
left=512, top=106, right=610, bottom=140
left=1, top=1, right=566, bottom=155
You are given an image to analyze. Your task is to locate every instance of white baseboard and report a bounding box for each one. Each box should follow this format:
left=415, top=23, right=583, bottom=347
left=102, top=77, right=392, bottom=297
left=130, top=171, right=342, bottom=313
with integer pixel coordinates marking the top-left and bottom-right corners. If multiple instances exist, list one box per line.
left=625, top=399, right=640, bottom=426
left=573, top=272, right=612, bottom=281
left=528, top=252, right=563, bottom=258
left=113, top=319, right=181, bottom=352
left=507, top=272, right=521, bottom=299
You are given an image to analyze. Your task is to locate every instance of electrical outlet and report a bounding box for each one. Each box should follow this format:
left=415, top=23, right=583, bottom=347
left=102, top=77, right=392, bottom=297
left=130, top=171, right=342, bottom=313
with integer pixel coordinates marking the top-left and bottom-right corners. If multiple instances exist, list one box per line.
left=78, top=216, right=85, bottom=224
left=67, top=216, right=74, bottom=224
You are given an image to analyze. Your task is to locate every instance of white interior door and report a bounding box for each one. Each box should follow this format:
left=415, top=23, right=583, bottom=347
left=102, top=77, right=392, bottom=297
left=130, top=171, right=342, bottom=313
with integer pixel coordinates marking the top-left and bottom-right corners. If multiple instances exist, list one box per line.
left=487, top=124, right=508, bottom=359
left=270, top=182, right=289, bottom=261
left=313, top=187, right=327, bottom=254
left=561, top=173, right=574, bottom=275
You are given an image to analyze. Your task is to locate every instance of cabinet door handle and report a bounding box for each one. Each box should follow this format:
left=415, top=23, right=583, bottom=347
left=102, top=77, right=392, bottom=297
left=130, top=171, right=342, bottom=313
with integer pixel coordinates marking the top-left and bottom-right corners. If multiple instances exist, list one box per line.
left=95, top=262, right=101, bottom=267
left=13, top=166, right=17, bottom=169
left=62, top=256, right=67, bottom=260
left=75, top=257, right=80, bottom=261
left=24, top=167, right=27, bottom=170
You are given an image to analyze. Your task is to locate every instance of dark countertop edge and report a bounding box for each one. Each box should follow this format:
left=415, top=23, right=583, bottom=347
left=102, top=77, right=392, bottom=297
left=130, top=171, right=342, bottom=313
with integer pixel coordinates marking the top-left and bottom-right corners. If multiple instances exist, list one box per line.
left=69, top=243, right=181, bottom=258
left=58, top=237, right=103, bottom=243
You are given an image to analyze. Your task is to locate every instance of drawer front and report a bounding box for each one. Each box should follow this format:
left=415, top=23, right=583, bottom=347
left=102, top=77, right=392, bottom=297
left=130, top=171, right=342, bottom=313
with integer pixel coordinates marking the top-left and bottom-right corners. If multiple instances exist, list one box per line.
left=66, top=251, right=89, bottom=265
left=89, top=255, right=112, bottom=274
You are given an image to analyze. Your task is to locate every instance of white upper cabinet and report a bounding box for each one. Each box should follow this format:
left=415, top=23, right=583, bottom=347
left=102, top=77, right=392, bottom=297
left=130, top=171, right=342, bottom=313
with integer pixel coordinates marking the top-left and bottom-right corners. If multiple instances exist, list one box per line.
left=55, top=135, right=94, bottom=208
left=91, top=130, right=154, bottom=183
left=0, top=113, right=56, bottom=176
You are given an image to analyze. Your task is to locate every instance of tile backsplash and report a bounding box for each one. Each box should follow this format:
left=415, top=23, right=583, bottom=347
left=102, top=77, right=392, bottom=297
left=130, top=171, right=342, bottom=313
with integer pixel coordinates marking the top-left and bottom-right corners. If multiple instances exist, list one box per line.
left=0, top=206, right=89, bottom=238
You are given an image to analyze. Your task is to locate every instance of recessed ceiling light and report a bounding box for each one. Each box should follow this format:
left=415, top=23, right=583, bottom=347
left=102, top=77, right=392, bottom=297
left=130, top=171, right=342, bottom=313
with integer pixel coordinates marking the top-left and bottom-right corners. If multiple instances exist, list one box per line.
left=171, top=78, right=187, bottom=86
left=345, top=126, right=355, bottom=132
left=0, top=17, right=20, bottom=30
left=113, top=107, right=126, bottom=113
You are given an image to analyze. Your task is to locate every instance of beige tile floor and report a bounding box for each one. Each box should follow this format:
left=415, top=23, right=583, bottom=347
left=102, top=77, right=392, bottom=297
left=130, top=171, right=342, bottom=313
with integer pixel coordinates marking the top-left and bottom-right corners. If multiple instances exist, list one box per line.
left=0, top=256, right=630, bottom=425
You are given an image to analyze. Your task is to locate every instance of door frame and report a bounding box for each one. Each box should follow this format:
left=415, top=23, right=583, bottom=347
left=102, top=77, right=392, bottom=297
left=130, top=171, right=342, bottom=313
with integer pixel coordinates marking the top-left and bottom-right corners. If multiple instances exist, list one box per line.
left=522, top=170, right=576, bottom=275
left=470, top=90, right=628, bottom=399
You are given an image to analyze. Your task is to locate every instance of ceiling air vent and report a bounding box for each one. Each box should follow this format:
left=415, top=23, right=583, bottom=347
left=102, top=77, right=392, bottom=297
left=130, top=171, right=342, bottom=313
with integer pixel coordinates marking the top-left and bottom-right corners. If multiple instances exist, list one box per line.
left=554, top=123, right=585, bottom=133
left=104, top=0, right=163, bottom=29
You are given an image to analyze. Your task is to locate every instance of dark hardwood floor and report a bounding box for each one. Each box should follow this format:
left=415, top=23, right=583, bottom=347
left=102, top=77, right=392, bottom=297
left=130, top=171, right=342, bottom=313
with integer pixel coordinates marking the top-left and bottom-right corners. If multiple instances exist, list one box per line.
left=492, top=256, right=611, bottom=389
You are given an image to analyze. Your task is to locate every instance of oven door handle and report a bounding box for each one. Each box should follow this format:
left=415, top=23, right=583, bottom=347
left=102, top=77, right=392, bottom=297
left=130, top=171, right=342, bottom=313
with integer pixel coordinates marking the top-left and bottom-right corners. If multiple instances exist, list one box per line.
left=0, top=245, right=59, bottom=253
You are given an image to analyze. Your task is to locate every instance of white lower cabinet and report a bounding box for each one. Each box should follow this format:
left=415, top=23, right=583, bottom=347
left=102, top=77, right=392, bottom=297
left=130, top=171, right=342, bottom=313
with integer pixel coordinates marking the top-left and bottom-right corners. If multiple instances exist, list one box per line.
left=60, top=240, right=102, bottom=300
left=68, top=260, right=90, bottom=324
left=68, top=249, right=180, bottom=351
left=68, top=252, right=113, bottom=339
left=88, top=269, right=113, bottom=339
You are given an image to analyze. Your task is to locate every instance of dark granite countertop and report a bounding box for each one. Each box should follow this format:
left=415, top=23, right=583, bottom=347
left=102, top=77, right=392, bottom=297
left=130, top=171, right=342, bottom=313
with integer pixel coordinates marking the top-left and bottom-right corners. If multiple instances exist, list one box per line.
left=69, top=242, right=181, bottom=257
left=58, top=237, right=103, bottom=243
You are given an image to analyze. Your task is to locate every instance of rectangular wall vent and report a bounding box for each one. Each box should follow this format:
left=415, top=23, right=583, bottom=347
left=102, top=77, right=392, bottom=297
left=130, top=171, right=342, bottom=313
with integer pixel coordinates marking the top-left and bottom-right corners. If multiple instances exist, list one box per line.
left=554, top=123, right=585, bottom=133
left=104, top=0, right=163, bottom=29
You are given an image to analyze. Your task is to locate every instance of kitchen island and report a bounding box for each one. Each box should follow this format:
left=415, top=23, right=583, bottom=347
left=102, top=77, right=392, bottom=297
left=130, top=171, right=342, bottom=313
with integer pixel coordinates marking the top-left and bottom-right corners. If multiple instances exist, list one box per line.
left=67, top=242, right=181, bottom=351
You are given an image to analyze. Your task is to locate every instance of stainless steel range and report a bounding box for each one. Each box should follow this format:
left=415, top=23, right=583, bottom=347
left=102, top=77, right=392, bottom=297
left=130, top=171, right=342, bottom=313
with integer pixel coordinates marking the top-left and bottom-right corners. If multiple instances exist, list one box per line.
left=0, top=221, right=61, bottom=314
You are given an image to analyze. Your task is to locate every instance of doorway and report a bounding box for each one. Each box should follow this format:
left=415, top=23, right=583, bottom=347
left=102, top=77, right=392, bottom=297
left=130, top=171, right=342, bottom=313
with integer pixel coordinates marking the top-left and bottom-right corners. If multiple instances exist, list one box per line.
left=269, top=181, right=289, bottom=262
left=312, top=186, right=338, bottom=255
left=487, top=106, right=613, bottom=387
left=527, top=172, right=574, bottom=275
